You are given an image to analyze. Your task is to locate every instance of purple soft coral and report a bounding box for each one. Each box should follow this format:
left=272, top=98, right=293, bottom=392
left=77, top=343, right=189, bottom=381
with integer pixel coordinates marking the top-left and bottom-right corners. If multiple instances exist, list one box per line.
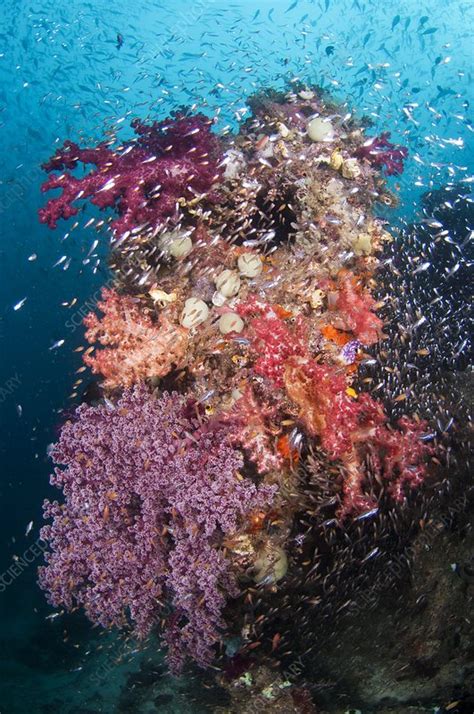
left=39, top=114, right=223, bottom=236
left=355, top=131, right=408, bottom=176
left=38, top=385, right=274, bottom=673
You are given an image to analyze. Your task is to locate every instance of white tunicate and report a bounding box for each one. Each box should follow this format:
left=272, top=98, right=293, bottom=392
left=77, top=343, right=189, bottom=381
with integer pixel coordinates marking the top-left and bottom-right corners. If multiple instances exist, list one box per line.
left=169, top=235, right=193, bottom=258
left=180, top=298, right=209, bottom=328
left=307, top=117, right=334, bottom=142
left=218, top=312, right=244, bottom=334
left=149, top=287, right=177, bottom=306
left=237, top=253, right=263, bottom=278
left=215, top=269, right=241, bottom=298
left=352, top=233, right=372, bottom=256
left=310, top=289, right=325, bottom=309
left=341, top=158, right=362, bottom=179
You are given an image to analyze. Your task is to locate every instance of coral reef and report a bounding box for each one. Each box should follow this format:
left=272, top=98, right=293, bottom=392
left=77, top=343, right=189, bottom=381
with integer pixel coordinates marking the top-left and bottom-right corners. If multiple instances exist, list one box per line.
left=37, top=81, right=468, bottom=705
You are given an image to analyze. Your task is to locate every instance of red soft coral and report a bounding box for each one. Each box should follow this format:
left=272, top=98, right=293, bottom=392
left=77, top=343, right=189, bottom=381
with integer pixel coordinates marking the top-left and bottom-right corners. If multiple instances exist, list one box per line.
left=366, top=416, right=435, bottom=502
left=83, top=288, right=188, bottom=388
left=223, top=386, right=283, bottom=474
left=282, top=357, right=433, bottom=515
left=237, top=297, right=308, bottom=387
left=332, top=271, right=384, bottom=345
left=284, top=358, right=360, bottom=459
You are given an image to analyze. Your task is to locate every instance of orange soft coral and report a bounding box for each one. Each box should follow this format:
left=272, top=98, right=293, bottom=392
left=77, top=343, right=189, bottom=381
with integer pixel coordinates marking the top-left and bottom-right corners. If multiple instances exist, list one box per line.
left=320, top=324, right=352, bottom=346
left=83, top=288, right=189, bottom=388
left=283, top=357, right=357, bottom=458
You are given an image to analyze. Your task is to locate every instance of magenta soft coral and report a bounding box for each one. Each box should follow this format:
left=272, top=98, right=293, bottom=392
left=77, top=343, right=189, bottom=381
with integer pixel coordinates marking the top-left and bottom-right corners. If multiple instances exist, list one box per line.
left=39, top=113, right=222, bottom=236
left=355, top=131, right=408, bottom=176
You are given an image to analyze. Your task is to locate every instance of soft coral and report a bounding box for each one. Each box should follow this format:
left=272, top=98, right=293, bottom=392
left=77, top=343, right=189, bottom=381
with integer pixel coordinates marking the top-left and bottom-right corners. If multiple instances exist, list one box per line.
left=355, top=131, right=408, bottom=176
left=39, top=114, right=222, bottom=236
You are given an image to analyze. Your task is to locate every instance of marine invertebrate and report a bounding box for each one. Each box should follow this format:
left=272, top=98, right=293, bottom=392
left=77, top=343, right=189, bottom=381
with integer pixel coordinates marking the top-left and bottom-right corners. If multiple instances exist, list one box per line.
left=283, top=359, right=361, bottom=459
left=224, top=386, right=283, bottom=474
left=83, top=287, right=189, bottom=388
left=237, top=297, right=308, bottom=388
left=331, top=270, right=384, bottom=345
left=38, top=385, right=275, bottom=672
left=39, top=113, right=222, bottom=236
left=307, top=117, right=334, bottom=142
left=283, top=358, right=433, bottom=513
left=253, top=542, right=288, bottom=585
left=365, top=415, right=435, bottom=502
left=355, top=131, right=408, bottom=176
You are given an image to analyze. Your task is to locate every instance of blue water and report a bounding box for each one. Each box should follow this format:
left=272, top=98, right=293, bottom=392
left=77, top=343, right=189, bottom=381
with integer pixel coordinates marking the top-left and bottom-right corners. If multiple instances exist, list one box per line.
left=0, top=1, right=473, bottom=711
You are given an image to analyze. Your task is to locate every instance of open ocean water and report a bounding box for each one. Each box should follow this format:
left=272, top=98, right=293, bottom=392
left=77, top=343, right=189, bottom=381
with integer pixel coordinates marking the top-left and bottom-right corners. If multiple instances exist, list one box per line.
left=0, top=1, right=472, bottom=713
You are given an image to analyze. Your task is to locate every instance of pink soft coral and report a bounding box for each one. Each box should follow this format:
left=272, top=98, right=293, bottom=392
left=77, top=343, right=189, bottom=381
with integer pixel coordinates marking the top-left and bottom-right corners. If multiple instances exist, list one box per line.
left=83, top=288, right=188, bottom=388
left=223, top=386, right=283, bottom=474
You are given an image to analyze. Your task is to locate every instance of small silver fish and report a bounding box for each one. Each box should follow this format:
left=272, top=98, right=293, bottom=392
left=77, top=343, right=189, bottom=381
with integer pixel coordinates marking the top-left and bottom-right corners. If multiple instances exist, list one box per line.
left=52, top=255, right=68, bottom=268
left=413, top=261, right=430, bottom=274
left=13, top=297, right=27, bottom=311
left=103, top=397, right=116, bottom=411
left=86, top=239, right=99, bottom=256
left=49, top=339, right=65, bottom=350
left=197, top=390, right=215, bottom=403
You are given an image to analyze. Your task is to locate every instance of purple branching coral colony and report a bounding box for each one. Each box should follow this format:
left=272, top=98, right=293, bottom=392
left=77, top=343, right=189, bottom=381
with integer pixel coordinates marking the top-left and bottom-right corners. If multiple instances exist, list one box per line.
left=38, top=385, right=275, bottom=672
left=38, top=113, right=222, bottom=236
left=355, top=131, right=408, bottom=175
